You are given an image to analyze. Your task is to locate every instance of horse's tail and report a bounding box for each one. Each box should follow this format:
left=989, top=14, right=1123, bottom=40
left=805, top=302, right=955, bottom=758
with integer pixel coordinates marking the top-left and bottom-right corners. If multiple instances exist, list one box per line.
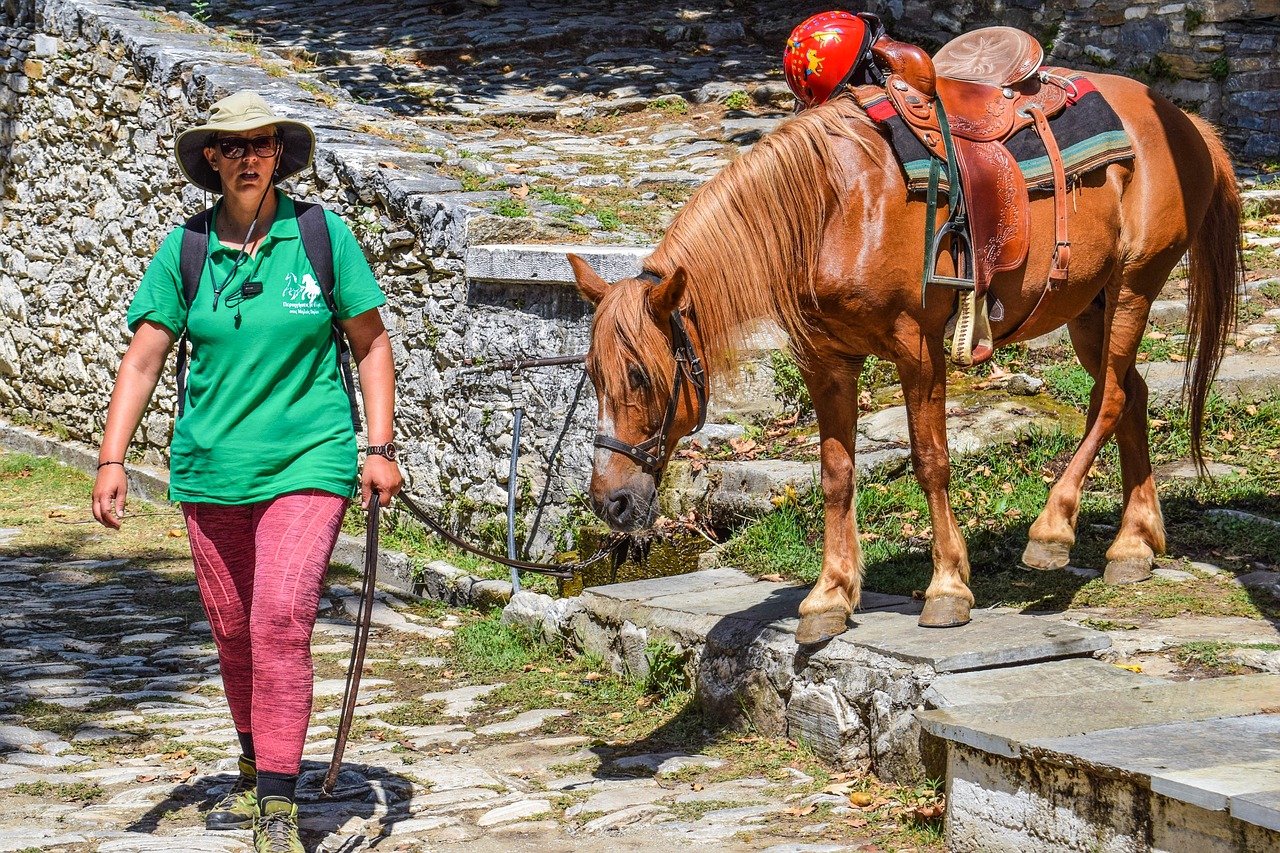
left=1183, top=113, right=1242, bottom=471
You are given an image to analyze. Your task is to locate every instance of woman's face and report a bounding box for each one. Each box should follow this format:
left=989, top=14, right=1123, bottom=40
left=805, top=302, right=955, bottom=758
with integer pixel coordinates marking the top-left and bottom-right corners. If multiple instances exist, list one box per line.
left=204, top=128, right=282, bottom=199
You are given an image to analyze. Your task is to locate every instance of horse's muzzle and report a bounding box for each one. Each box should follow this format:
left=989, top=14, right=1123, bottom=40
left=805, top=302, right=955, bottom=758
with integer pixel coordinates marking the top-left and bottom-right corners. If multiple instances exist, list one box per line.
left=593, top=484, right=658, bottom=532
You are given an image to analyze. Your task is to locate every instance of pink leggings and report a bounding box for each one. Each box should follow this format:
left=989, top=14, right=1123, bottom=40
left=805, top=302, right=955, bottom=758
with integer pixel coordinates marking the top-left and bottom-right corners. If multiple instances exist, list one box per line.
left=183, top=490, right=348, bottom=775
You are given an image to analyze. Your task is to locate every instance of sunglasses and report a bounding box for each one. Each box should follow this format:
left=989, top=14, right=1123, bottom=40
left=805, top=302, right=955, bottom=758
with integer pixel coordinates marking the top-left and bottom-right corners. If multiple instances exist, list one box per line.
left=213, top=135, right=281, bottom=159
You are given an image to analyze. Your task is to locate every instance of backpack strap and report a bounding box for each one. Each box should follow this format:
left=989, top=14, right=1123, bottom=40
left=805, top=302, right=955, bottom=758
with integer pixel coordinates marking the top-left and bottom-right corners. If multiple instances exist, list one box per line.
left=176, top=208, right=214, bottom=420
left=295, top=201, right=363, bottom=433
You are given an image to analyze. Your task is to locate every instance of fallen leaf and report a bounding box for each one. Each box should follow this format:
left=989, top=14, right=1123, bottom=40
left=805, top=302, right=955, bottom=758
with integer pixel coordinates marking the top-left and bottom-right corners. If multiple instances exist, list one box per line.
left=691, top=782, right=704, bottom=792
left=911, top=803, right=944, bottom=819
left=377, top=161, right=401, bottom=169
left=1246, top=404, right=1258, bottom=416
left=785, top=805, right=816, bottom=816
left=538, top=667, right=553, bottom=673
left=162, top=750, right=188, bottom=761
left=1145, top=330, right=1167, bottom=340
left=510, top=184, right=530, bottom=198
left=174, top=766, right=198, bottom=783
left=729, top=437, right=758, bottom=455
left=397, top=740, right=420, bottom=751
left=843, top=817, right=869, bottom=828
left=1114, top=663, right=1143, bottom=673
left=849, top=791, right=875, bottom=806
left=759, top=573, right=787, bottom=583
left=47, top=509, right=65, bottom=518
left=167, top=528, right=186, bottom=537
left=1010, top=581, right=1032, bottom=588
left=608, top=711, right=624, bottom=719
left=135, top=774, right=158, bottom=783
left=583, top=672, right=605, bottom=681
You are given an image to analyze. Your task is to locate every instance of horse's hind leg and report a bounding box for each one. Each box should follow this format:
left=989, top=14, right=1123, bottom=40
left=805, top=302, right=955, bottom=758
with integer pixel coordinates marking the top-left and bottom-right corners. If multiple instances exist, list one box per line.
left=1025, top=274, right=1166, bottom=581
left=796, top=357, right=864, bottom=645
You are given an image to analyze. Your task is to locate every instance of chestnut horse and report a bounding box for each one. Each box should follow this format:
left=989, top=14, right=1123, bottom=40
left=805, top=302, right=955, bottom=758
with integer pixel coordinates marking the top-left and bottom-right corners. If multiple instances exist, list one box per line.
left=568, top=72, right=1240, bottom=645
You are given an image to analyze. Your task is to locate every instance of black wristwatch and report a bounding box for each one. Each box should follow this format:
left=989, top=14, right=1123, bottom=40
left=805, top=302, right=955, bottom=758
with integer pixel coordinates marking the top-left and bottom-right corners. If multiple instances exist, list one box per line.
left=365, top=442, right=397, bottom=462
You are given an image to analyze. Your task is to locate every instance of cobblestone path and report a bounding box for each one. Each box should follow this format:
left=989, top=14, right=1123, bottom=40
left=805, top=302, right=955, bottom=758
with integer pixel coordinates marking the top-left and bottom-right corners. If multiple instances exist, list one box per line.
left=0, top=521, right=907, bottom=853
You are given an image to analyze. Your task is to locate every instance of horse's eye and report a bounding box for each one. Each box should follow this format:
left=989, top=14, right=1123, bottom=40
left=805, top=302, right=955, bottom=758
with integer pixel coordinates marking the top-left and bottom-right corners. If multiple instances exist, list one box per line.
left=627, top=365, right=651, bottom=392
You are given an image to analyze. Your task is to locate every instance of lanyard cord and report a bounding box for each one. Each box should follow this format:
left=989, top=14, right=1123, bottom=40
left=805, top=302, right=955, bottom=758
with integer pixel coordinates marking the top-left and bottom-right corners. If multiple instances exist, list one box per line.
left=209, top=184, right=272, bottom=312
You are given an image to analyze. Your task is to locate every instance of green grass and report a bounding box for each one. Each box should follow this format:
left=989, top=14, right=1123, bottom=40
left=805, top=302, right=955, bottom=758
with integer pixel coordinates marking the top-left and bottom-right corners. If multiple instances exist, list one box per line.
left=13, top=780, right=104, bottom=802
left=451, top=610, right=551, bottom=675
left=1170, top=641, right=1280, bottom=674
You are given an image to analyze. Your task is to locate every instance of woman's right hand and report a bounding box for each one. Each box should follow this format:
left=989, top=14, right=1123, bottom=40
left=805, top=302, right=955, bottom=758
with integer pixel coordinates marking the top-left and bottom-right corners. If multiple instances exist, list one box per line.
left=92, top=321, right=176, bottom=531
left=92, top=465, right=128, bottom=529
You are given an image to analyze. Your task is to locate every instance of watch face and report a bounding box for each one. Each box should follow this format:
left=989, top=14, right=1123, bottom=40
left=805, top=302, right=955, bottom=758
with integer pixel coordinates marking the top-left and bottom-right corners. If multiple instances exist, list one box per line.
left=384, top=443, right=397, bottom=461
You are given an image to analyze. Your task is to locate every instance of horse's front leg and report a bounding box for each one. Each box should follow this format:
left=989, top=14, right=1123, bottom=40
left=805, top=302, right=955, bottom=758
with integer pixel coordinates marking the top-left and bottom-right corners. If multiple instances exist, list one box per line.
left=795, top=357, right=865, bottom=645
left=898, top=340, right=974, bottom=627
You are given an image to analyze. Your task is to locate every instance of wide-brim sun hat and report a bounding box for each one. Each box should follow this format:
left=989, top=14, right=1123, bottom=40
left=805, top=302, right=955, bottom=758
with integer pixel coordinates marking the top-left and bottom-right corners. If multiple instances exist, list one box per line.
left=175, top=91, right=315, bottom=194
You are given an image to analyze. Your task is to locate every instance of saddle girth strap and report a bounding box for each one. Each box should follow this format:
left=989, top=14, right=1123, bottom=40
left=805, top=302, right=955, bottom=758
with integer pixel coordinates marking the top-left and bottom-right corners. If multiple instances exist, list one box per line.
left=992, top=101, right=1073, bottom=349
left=1027, top=104, right=1070, bottom=287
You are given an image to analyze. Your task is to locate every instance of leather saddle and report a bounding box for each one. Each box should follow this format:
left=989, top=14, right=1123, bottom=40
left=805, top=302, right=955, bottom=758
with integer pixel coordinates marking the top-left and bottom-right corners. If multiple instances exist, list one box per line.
left=855, top=26, right=1076, bottom=364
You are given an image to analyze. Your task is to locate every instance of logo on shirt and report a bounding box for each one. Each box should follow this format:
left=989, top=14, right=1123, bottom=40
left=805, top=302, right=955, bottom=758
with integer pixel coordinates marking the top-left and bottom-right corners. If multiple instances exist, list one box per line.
left=282, top=273, right=324, bottom=315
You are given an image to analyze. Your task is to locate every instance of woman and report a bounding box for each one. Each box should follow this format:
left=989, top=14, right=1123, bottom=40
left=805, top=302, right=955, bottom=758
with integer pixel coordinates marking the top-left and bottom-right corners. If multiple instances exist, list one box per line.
left=92, top=91, right=402, bottom=853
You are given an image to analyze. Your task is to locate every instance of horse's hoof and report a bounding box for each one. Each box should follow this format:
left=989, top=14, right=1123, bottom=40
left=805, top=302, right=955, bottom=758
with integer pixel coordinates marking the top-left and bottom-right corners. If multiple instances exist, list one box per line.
left=795, top=610, right=849, bottom=646
left=1022, top=539, right=1072, bottom=571
left=918, top=595, right=972, bottom=628
left=1104, top=558, right=1153, bottom=584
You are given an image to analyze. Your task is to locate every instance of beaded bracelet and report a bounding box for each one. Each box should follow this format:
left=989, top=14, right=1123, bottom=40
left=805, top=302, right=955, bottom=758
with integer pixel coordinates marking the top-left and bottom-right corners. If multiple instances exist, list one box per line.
left=97, top=461, right=125, bottom=470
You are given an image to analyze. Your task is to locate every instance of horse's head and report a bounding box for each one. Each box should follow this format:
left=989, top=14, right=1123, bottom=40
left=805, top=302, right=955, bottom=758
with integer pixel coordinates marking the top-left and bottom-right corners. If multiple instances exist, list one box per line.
left=568, top=254, right=707, bottom=532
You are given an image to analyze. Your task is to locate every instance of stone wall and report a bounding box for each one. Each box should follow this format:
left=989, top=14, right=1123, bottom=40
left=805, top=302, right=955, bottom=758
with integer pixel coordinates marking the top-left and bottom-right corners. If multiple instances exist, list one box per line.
left=753, top=0, right=1280, bottom=162
left=0, top=0, right=598, bottom=550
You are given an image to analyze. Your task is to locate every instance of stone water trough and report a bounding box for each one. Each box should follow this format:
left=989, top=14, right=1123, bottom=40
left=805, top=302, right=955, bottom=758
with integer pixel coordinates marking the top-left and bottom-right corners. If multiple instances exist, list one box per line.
left=506, top=568, right=1280, bottom=853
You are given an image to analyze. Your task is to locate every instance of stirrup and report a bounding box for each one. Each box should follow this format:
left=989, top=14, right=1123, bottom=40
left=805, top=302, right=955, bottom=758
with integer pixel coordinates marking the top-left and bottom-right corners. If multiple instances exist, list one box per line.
left=927, top=219, right=976, bottom=291
left=950, top=291, right=994, bottom=367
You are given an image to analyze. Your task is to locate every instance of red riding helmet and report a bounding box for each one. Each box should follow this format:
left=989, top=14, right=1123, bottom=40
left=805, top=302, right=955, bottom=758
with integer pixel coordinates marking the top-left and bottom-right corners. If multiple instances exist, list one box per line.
left=784, top=11, right=874, bottom=109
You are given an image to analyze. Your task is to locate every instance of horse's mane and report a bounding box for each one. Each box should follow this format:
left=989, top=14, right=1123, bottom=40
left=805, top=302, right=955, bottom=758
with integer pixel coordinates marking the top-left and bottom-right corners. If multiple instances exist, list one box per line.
left=643, top=96, right=879, bottom=387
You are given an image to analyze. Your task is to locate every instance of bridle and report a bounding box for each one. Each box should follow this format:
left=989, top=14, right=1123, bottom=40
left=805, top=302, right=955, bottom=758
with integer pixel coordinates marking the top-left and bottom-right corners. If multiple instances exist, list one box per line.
left=592, top=285, right=708, bottom=482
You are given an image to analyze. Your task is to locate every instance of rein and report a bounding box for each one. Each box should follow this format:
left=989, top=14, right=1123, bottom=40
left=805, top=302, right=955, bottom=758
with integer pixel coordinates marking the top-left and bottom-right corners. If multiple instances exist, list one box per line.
left=592, top=303, right=708, bottom=482
left=323, top=490, right=380, bottom=797
left=395, top=491, right=624, bottom=579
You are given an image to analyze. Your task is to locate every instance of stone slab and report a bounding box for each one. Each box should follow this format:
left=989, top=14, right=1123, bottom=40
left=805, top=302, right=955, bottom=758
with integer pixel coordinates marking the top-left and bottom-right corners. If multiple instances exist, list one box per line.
left=918, top=674, right=1280, bottom=758
left=924, top=658, right=1165, bottom=708
left=465, top=243, right=650, bottom=286
left=1034, top=715, right=1280, bottom=809
left=839, top=608, right=1109, bottom=673
left=1144, top=353, right=1280, bottom=406
left=580, top=567, right=755, bottom=602
left=1234, top=789, right=1280, bottom=832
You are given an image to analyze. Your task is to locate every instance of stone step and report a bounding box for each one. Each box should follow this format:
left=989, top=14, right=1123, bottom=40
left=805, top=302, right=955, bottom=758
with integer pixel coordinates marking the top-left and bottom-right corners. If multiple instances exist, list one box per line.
left=465, top=242, right=649, bottom=287
left=1144, top=352, right=1280, bottom=405
left=917, top=674, right=1280, bottom=852
left=548, top=567, right=1112, bottom=780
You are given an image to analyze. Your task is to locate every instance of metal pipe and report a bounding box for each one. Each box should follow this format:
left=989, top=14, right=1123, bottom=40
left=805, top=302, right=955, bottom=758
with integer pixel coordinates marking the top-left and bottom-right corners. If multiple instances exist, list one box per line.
left=507, top=371, right=524, bottom=594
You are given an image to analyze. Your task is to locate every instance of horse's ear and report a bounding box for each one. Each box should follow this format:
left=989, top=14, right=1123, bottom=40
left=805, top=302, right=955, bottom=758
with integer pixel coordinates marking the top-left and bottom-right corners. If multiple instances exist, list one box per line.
left=568, top=254, right=609, bottom=306
left=648, top=266, right=687, bottom=316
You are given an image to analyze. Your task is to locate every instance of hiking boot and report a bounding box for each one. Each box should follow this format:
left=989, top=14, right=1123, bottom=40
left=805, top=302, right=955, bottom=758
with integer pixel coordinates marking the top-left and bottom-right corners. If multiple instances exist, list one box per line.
left=206, top=756, right=257, bottom=830
left=255, top=796, right=304, bottom=853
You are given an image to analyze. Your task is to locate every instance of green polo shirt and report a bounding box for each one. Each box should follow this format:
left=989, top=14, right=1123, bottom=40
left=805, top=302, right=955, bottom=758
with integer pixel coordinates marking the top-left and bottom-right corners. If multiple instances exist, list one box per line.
left=128, top=192, right=386, bottom=504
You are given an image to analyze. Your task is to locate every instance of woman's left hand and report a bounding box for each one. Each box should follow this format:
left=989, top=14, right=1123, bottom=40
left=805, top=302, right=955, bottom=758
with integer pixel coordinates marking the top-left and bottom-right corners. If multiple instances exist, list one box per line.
left=362, top=454, right=402, bottom=509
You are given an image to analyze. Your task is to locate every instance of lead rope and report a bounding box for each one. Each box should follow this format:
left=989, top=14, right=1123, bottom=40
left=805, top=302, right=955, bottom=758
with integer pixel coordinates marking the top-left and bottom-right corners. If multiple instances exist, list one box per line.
left=323, top=490, right=380, bottom=796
